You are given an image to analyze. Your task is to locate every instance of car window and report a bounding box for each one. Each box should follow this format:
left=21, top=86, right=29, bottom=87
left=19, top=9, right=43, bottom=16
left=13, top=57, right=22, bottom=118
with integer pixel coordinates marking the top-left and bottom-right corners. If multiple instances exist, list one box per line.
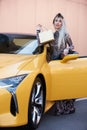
left=17, top=40, right=38, bottom=54
left=0, top=33, right=41, bottom=55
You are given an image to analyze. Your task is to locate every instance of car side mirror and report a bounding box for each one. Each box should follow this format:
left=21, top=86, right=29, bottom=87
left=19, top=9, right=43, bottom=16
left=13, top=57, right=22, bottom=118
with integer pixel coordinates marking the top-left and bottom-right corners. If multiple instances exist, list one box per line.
left=61, top=54, right=79, bottom=63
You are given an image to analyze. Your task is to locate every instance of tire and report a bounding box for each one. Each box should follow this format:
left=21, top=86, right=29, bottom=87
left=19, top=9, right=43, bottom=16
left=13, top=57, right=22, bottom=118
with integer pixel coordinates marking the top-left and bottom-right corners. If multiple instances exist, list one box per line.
left=28, top=77, right=45, bottom=129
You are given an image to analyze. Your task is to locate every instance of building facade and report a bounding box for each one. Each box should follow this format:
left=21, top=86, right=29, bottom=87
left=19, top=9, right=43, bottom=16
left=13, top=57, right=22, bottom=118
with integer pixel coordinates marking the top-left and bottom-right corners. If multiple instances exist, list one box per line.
left=0, top=0, right=87, bottom=55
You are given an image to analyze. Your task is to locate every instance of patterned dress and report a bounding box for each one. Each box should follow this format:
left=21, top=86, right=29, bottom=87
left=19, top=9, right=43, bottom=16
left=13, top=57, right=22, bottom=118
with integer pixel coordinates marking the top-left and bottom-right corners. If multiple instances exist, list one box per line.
left=50, top=31, right=76, bottom=115
left=55, top=99, right=75, bottom=116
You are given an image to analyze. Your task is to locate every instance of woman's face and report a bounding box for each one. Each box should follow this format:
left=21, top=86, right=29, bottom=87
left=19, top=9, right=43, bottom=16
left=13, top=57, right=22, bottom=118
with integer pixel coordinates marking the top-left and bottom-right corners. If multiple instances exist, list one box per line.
left=53, top=17, right=63, bottom=30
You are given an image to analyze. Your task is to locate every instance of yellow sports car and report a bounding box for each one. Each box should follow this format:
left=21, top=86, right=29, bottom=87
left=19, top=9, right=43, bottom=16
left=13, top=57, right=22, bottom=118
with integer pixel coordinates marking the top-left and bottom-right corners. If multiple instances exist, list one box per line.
left=0, top=33, right=86, bottom=129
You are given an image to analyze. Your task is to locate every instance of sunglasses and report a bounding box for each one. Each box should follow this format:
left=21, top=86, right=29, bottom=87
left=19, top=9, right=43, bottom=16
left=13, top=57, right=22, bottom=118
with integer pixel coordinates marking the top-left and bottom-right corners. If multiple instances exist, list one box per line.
left=55, top=19, right=62, bottom=23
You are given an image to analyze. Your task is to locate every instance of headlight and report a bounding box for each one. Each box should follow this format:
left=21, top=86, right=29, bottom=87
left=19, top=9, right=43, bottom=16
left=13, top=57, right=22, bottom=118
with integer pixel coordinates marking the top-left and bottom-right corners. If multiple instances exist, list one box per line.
left=0, top=74, right=27, bottom=93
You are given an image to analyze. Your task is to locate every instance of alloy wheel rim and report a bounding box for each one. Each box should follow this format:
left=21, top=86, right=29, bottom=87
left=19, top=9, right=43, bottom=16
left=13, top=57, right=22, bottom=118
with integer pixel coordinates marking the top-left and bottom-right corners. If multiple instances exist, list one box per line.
left=31, top=81, right=43, bottom=125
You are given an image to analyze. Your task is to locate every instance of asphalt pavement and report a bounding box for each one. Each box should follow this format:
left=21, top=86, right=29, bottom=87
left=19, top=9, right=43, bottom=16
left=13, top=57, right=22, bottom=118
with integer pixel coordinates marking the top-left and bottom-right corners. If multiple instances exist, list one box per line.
left=0, top=99, right=87, bottom=130
left=38, top=99, right=87, bottom=130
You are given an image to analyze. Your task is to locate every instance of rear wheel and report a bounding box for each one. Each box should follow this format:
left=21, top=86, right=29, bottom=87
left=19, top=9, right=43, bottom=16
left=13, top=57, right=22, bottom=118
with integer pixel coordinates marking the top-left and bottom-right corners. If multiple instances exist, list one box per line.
left=28, top=77, right=45, bottom=129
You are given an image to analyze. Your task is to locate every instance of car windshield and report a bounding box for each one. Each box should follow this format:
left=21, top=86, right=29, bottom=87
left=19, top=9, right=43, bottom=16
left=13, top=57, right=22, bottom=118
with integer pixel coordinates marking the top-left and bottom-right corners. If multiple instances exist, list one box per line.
left=0, top=34, right=40, bottom=55
left=17, top=40, right=38, bottom=54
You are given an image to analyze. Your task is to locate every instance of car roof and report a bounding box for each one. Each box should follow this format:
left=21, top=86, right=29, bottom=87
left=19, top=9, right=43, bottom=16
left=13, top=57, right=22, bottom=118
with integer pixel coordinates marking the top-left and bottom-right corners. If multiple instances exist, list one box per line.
left=0, top=33, right=36, bottom=41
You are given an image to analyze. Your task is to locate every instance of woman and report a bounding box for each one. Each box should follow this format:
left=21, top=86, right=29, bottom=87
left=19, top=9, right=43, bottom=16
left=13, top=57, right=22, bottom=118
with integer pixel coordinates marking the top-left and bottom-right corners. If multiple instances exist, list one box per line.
left=51, top=13, right=76, bottom=115
left=36, top=13, right=76, bottom=115
left=52, top=13, right=76, bottom=115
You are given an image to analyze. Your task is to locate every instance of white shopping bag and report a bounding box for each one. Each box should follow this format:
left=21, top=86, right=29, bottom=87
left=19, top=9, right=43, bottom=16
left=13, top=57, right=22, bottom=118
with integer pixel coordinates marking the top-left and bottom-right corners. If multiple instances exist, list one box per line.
left=39, top=29, right=54, bottom=44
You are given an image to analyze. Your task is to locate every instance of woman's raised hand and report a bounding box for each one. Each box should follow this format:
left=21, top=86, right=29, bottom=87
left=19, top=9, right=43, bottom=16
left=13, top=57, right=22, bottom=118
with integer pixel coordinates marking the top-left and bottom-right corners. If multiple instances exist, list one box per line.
left=36, top=24, right=42, bottom=32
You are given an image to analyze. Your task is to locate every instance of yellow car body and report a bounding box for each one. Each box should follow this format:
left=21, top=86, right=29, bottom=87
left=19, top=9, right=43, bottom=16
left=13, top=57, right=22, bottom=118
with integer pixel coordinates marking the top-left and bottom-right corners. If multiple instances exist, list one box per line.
left=0, top=33, right=87, bottom=129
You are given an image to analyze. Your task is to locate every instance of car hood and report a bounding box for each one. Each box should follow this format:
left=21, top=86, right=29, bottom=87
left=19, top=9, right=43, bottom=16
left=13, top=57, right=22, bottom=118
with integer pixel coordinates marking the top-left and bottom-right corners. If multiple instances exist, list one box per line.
left=0, top=54, right=37, bottom=78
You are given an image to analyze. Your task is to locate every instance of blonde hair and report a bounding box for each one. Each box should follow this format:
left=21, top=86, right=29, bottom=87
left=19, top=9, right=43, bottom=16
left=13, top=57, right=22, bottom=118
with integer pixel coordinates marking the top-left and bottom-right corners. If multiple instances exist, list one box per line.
left=53, top=13, right=68, bottom=49
left=58, top=19, right=68, bottom=49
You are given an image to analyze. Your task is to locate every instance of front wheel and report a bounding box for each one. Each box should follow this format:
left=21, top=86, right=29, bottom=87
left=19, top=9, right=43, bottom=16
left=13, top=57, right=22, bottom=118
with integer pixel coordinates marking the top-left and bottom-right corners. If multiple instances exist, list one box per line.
left=28, top=77, right=45, bottom=129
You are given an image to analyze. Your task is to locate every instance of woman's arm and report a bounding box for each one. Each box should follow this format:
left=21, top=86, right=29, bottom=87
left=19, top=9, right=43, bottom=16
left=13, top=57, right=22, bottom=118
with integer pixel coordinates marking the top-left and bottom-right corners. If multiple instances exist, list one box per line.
left=63, top=34, right=74, bottom=55
left=36, top=24, right=42, bottom=44
left=65, top=34, right=74, bottom=50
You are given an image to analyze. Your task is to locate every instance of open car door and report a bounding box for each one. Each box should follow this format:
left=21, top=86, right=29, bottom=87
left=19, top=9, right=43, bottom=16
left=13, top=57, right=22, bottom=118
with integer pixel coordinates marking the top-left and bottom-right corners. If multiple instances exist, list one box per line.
left=48, top=54, right=87, bottom=100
